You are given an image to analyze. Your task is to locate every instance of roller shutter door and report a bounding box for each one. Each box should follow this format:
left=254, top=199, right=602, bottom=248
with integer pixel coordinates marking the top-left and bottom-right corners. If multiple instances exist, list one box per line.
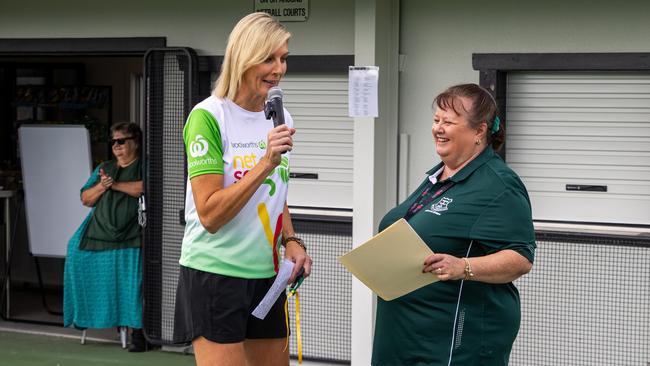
left=506, top=72, right=650, bottom=225
left=282, top=74, right=353, bottom=210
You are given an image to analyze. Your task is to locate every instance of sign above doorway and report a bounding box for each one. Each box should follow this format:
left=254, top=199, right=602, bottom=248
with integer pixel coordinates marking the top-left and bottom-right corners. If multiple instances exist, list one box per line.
left=254, top=0, right=309, bottom=22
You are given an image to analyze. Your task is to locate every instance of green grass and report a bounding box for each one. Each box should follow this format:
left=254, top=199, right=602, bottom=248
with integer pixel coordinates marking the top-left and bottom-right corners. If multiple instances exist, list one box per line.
left=0, top=331, right=196, bottom=366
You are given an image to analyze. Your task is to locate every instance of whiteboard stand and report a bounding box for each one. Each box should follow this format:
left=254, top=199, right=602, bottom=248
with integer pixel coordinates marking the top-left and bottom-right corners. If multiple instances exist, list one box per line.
left=0, top=191, right=62, bottom=325
left=33, top=256, right=63, bottom=316
left=1, top=190, right=15, bottom=320
left=19, top=125, right=92, bottom=258
left=4, top=125, right=93, bottom=325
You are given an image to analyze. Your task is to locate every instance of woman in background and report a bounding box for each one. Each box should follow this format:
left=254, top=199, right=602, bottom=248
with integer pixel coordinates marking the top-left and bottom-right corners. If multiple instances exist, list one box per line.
left=64, top=122, right=150, bottom=352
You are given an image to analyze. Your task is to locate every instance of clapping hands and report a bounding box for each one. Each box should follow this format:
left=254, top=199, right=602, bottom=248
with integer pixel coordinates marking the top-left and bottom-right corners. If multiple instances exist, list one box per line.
left=99, top=168, right=113, bottom=190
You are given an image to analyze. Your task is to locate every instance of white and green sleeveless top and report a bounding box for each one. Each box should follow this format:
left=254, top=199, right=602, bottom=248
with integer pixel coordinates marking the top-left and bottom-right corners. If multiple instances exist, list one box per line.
left=179, top=96, right=292, bottom=279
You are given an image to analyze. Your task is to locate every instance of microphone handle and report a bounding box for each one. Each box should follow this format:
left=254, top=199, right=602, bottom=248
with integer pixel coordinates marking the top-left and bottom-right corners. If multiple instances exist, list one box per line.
left=270, top=98, right=285, bottom=127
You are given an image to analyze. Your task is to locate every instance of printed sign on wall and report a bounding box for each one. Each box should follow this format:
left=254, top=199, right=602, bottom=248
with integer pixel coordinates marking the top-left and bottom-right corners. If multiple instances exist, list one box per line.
left=348, top=66, right=379, bottom=118
left=255, top=0, right=309, bottom=22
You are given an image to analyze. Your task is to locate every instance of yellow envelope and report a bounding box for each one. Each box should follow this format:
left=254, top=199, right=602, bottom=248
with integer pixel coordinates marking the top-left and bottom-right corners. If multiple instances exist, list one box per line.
left=338, top=218, right=438, bottom=301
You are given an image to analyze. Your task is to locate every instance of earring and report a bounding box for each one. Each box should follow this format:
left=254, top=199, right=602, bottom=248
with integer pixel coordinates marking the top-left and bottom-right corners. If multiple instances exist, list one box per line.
left=475, top=139, right=481, bottom=145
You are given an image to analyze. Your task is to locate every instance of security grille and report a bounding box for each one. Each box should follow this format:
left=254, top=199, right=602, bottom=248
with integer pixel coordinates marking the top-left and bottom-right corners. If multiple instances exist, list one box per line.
left=511, top=231, right=650, bottom=365
left=143, top=48, right=197, bottom=344
left=288, top=216, right=353, bottom=364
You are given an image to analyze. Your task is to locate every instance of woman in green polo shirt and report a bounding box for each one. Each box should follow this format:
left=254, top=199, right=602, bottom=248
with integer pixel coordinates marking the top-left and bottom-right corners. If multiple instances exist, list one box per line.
left=372, top=84, right=536, bottom=365
left=64, top=122, right=150, bottom=352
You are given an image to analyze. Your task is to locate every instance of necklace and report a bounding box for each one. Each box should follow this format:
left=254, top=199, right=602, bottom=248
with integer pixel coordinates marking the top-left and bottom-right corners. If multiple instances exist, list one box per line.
left=118, top=156, right=138, bottom=168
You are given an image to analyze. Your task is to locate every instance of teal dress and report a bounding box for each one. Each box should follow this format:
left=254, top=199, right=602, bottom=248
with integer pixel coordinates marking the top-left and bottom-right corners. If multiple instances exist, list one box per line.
left=372, top=148, right=536, bottom=366
left=63, top=163, right=142, bottom=329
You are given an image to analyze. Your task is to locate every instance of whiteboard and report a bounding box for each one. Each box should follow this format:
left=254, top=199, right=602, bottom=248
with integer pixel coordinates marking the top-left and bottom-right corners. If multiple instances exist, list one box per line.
left=19, top=125, right=92, bottom=258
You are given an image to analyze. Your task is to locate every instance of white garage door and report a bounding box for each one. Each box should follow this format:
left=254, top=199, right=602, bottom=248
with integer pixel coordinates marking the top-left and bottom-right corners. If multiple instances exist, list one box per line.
left=506, top=72, right=650, bottom=225
left=282, top=74, right=353, bottom=210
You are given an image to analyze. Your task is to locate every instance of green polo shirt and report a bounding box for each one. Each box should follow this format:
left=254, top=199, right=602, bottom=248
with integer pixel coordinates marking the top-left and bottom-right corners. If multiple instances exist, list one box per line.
left=372, top=147, right=536, bottom=366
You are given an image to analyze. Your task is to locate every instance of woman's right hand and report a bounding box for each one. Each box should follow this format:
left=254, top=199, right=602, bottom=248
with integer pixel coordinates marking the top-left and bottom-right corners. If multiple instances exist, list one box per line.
left=99, top=168, right=113, bottom=190
left=81, top=168, right=111, bottom=207
left=264, top=125, right=296, bottom=166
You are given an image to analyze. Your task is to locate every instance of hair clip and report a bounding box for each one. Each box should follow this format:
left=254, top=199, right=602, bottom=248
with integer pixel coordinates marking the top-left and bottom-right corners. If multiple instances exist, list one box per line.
left=491, top=116, right=501, bottom=134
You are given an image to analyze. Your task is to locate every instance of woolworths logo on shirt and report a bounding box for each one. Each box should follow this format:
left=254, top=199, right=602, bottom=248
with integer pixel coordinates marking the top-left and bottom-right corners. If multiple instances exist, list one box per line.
left=231, top=140, right=266, bottom=150
left=189, top=135, right=209, bottom=157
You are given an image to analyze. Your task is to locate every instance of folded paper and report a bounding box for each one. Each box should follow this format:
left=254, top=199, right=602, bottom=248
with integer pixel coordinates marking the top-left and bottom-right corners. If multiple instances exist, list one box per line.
left=338, top=218, right=438, bottom=301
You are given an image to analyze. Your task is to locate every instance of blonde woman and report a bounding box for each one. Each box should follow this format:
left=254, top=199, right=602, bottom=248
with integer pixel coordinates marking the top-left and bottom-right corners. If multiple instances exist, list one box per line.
left=173, top=13, right=312, bottom=366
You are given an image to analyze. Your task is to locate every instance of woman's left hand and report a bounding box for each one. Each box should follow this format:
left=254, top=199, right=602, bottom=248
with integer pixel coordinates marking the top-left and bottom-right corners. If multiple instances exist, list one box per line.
left=423, top=253, right=465, bottom=281
left=285, top=241, right=312, bottom=284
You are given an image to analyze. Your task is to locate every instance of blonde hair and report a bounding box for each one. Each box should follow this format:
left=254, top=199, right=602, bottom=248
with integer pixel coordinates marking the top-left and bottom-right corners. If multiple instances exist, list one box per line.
left=213, top=12, right=291, bottom=99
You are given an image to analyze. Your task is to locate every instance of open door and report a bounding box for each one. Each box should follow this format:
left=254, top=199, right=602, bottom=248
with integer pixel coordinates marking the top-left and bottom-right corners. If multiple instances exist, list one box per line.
left=142, top=47, right=197, bottom=345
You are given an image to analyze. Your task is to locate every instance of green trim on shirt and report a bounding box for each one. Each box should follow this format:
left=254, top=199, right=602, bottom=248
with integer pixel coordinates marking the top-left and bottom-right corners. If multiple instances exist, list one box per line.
left=184, top=108, right=224, bottom=179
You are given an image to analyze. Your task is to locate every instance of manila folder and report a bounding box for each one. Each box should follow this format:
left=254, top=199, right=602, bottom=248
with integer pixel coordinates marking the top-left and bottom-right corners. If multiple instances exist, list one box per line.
left=338, top=218, right=437, bottom=301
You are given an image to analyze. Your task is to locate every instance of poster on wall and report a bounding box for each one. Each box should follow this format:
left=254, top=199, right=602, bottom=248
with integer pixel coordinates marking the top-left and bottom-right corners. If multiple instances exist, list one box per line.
left=254, top=0, right=309, bottom=21
left=348, top=66, right=379, bottom=118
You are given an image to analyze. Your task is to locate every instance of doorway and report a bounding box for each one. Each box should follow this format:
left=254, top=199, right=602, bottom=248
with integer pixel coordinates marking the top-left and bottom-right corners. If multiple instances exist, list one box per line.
left=0, top=54, right=143, bottom=326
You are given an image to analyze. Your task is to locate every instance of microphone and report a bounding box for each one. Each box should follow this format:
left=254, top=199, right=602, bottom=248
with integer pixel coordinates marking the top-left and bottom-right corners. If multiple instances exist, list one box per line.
left=264, top=86, right=285, bottom=127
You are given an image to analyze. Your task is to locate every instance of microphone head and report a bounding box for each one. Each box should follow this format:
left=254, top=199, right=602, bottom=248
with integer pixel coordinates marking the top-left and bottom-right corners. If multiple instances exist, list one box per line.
left=267, top=86, right=283, bottom=100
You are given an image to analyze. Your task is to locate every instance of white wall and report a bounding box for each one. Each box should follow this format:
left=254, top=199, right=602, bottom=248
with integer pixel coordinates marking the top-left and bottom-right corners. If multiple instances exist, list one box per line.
left=350, top=0, right=400, bottom=363
left=399, top=0, right=650, bottom=192
left=0, top=0, right=354, bottom=55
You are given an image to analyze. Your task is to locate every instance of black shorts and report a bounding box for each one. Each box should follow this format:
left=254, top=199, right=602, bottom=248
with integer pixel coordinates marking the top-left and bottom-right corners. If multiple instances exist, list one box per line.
left=173, top=265, right=289, bottom=344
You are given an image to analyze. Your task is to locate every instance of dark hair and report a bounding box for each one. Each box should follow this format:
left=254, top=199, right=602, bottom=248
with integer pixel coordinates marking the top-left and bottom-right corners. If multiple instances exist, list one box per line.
left=110, top=122, right=142, bottom=153
left=432, top=83, right=505, bottom=151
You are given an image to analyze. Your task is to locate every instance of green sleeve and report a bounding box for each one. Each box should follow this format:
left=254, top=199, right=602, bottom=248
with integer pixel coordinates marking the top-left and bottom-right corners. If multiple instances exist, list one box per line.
left=469, top=187, right=536, bottom=263
left=183, top=108, right=224, bottom=179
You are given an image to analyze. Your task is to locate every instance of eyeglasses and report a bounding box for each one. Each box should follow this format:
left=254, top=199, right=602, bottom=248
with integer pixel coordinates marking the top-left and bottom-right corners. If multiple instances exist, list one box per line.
left=110, top=136, right=136, bottom=145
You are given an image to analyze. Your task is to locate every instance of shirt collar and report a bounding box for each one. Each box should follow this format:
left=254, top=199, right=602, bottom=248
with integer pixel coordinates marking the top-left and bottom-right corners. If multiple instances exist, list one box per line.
left=425, top=147, right=495, bottom=183
left=427, top=166, right=445, bottom=184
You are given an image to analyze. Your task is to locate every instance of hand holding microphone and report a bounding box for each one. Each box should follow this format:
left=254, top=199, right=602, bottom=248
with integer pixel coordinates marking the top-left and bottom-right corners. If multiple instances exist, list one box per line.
left=263, top=87, right=294, bottom=165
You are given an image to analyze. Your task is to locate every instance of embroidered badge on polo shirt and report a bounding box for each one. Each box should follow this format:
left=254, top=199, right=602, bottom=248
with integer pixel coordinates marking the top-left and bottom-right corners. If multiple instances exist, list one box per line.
left=426, top=197, right=453, bottom=216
